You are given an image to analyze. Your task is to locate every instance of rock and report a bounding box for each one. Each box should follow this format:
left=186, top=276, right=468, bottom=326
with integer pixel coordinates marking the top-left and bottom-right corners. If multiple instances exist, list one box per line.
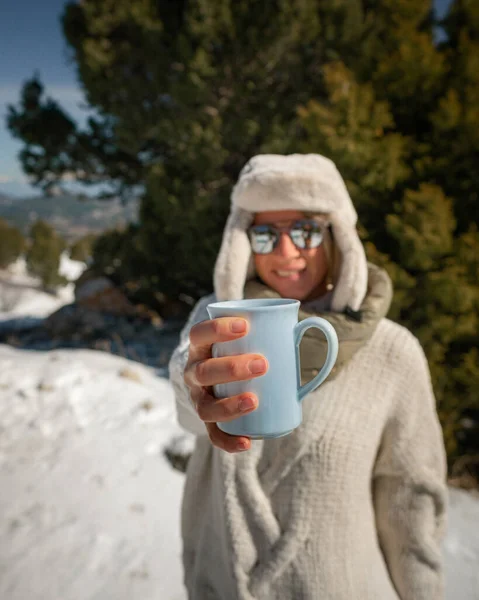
left=5, top=273, right=182, bottom=370
left=139, top=400, right=154, bottom=411
left=163, top=434, right=195, bottom=473
left=45, top=304, right=108, bottom=338
left=75, top=276, right=114, bottom=302
left=75, top=275, right=137, bottom=317
left=37, top=382, right=55, bottom=392
left=118, top=367, right=142, bottom=383
left=114, top=321, right=137, bottom=339
left=80, top=286, right=136, bottom=317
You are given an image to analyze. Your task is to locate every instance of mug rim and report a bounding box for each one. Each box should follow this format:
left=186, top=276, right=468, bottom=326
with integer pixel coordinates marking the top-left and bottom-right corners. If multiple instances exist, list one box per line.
left=207, top=298, right=300, bottom=310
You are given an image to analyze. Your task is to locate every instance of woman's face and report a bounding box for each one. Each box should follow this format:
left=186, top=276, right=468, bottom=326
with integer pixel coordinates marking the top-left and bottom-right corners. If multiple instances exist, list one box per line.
left=253, top=210, right=329, bottom=301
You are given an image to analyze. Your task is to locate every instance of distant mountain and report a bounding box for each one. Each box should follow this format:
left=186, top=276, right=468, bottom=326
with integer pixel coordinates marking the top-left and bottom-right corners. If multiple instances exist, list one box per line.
left=0, top=193, right=17, bottom=206
left=0, top=193, right=138, bottom=241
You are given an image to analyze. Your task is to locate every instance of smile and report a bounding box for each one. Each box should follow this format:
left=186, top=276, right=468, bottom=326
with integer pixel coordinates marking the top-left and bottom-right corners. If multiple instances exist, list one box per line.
left=274, top=269, right=306, bottom=280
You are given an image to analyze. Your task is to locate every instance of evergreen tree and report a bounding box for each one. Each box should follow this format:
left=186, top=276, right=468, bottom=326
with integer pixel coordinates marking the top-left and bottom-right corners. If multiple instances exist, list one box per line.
left=433, top=0, right=479, bottom=232
left=5, top=0, right=479, bottom=475
left=0, top=219, right=26, bottom=269
left=26, top=220, right=67, bottom=290
left=70, top=233, right=97, bottom=263
left=7, top=0, right=343, bottom=301
left=295, top=1, right=478, bottom=468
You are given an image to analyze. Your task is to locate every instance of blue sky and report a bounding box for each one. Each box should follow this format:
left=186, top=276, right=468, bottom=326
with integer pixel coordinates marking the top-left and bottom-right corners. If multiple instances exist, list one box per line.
left=0, top=0, right=454, bottom=198
left=0, top=0, right=87, bottom=197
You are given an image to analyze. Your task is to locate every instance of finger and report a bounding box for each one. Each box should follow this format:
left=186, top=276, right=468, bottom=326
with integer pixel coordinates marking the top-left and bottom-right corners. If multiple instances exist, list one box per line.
left=189, top=318, right=249, bottom=362
left=192, top=387, right=258, bottom=423
left=185, top=354, right=268, bottom=388
left=205, top=422, right=252, bottom=453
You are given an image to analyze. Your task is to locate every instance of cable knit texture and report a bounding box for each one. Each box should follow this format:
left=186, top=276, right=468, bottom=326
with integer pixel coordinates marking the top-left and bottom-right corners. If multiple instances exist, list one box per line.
left=168, top=153, right=447, bottom=599
left=169, top=294, right=447, bottom=600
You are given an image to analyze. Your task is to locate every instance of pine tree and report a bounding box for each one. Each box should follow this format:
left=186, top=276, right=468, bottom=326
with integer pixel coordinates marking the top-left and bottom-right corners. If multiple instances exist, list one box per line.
left=70, top=233, right=97, bottom=263
left=7, top=0, right=343, bottom=301
left=296, top=1, right=479, bottom=470
left=433, top=0, right=479, bottom=231
left=0, top=219, right=26, bottom=269
left=5, top=0, right=479, bottom=475
left=26, top=220, right=67, bottom=291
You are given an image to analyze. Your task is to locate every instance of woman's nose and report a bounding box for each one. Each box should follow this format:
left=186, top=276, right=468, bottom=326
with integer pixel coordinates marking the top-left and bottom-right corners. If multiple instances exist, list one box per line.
left=275, top=232, right=300, bottom=258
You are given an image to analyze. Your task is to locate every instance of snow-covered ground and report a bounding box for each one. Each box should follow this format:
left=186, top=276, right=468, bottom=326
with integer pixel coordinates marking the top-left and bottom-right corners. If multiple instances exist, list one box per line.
left=0, top=344, right=478, bottom=600
left=446, top=489, right=479, bottom=599
left=0, top=254, right=86, bottom=320
left=0, top=346, right=190, bottom=600
left=0, top=268, right=477, bottom=600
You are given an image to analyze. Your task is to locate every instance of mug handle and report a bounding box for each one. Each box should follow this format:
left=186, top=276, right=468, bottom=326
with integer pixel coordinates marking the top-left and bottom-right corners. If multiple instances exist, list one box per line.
left=294, top=317, right=339, bottom=403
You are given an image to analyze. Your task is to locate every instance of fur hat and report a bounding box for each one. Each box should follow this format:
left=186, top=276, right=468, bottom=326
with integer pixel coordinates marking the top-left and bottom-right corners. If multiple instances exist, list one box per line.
left=213, top=154, right=368, bottom=312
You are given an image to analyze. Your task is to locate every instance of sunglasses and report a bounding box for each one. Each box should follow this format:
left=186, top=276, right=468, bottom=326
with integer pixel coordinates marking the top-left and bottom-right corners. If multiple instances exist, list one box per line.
left=248, top=219, right=326, bottom=255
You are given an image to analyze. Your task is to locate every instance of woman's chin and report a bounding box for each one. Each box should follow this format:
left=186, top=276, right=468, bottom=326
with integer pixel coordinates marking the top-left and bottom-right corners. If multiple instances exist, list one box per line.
left=270, top=277, right=311, bottom=300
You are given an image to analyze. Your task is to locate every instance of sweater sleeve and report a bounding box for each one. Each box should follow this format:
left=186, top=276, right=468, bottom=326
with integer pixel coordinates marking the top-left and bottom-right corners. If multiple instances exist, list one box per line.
left=372, top=334, right=448, bottom=600
left=168, top=294, right=216, bottom=436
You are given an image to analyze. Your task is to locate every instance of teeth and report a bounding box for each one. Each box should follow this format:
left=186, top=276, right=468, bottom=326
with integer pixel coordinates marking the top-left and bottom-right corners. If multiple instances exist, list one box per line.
left=276, top=270, right=302, bottom=277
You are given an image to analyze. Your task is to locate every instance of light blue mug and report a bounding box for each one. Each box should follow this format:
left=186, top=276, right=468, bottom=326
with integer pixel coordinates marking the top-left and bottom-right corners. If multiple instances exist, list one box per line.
left=206, top=298, right=339, bottom=439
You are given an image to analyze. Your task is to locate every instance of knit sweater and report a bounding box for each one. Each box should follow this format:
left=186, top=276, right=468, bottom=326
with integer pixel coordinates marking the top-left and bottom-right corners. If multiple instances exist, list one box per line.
left=170, top=153, right=447, bottom=599
left=169, top=294, right=447, bottom=600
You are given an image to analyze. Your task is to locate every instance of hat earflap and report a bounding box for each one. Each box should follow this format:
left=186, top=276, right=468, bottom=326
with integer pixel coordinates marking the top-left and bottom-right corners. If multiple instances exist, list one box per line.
left=214, top=207, right=253, bottom=301
left=329, top=214, right=368, bottom=312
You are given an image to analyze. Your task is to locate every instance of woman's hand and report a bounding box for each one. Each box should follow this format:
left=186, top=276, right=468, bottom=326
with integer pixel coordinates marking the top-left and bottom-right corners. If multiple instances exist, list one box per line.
left=184, top=317, right=268, bottom=453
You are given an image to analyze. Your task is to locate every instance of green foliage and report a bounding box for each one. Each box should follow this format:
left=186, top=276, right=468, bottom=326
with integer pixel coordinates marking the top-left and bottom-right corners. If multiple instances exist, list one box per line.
left=70, top=233, right=97, bottom=262
left=431, top=0, right=479, bottom=233
left=0, top=219, right=26, bottom=269
left=294, top=1, right=479, bottom=471
left=5, top=0, right=479, bottom=479
left=386, top=185, right=455, bottom=271
left=26, top=220, right=67, bottom=290
left=88, top=226, right=164, bottom=308
left=6, top=0, right=335, bottom=300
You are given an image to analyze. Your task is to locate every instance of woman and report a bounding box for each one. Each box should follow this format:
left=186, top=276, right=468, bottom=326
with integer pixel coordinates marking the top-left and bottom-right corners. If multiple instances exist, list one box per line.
left=169, top=154, right=447, bottom=600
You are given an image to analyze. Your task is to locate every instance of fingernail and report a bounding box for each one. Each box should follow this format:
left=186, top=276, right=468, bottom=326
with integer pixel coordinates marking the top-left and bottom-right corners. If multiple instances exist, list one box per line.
left=238, top=395, right=256, bottom=412
left=236, top=440, right=249, bottom=451
left=231, top=319, right=246, bottom=333
left=249, top=358, right=267, bottom=374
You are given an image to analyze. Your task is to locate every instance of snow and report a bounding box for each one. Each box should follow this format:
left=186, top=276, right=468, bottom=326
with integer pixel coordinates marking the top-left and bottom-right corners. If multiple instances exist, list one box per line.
left=0, top=345, right=478, bottom=600
left=445, top=488, right=479, bottom=600
left=0, top=282, right=75, bottom=320
left=59, top=253, right=87, bottom=282
left=0, top=254, right=86, bottom=321
left=0, top=345, right=187, bottom=600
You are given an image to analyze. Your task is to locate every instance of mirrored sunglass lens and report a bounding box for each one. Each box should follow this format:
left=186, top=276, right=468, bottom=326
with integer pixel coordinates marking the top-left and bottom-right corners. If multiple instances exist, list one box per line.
left=308, top=230, right=323, bottom=248
left=250, top=230, right=275, bottom=254
left=290, top=223, right=323, bottom=249
left=290, top=228, right=307, bottom=249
